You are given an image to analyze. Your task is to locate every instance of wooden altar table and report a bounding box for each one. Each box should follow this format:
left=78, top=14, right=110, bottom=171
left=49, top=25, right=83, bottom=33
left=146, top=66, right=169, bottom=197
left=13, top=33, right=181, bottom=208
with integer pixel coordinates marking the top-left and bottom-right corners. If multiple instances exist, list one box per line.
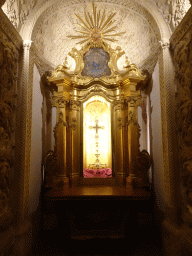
left=42, top=184, right=152, bottom=239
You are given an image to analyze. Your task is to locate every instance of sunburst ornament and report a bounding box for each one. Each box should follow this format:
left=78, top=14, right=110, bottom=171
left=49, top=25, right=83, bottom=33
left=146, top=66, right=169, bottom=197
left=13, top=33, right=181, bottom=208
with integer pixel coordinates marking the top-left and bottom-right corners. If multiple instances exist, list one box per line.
left=68, top=2, right=125, bottom=45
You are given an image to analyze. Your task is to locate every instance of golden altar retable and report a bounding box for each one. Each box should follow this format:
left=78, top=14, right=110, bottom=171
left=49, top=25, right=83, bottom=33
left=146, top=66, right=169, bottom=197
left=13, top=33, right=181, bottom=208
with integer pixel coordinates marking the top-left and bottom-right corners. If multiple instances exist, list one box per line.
left=44, top=40, right=150, bottom=189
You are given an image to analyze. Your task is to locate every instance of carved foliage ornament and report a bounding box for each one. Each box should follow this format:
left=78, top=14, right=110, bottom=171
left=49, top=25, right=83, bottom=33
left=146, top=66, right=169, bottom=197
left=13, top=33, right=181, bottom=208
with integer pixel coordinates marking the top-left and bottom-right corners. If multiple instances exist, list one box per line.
left=154, top=0, right=191, bottom=29
left=0, top=39, right=18, bottom=217
left=173, top=28, right=192, bottom=214
left=2, top=0, right=37, bottom=28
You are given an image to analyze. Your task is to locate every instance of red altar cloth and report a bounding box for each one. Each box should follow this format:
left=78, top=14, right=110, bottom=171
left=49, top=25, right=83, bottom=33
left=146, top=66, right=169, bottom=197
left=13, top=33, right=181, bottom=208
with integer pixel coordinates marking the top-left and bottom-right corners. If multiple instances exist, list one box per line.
left=83, top=168, right=112, bottom=178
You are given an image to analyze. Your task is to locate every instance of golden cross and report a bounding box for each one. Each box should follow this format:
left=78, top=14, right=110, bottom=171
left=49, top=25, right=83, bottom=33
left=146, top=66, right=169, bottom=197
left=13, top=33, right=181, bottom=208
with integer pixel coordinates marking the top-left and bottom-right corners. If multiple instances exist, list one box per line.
left=89, top=118, right=104, bottom=134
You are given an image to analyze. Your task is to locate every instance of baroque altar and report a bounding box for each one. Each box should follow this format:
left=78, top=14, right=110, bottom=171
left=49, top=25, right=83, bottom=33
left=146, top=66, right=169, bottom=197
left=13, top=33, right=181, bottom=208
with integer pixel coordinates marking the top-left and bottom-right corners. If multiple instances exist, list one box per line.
left=43, top=3, right=151, bottom=189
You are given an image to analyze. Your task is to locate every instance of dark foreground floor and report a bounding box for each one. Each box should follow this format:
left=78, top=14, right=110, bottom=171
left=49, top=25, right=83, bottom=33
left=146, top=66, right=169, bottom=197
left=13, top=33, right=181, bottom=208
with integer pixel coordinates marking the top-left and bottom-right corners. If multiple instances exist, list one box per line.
left=29, top=187, right=164, bottom=256
left=29, top=226, right=164, bottom=256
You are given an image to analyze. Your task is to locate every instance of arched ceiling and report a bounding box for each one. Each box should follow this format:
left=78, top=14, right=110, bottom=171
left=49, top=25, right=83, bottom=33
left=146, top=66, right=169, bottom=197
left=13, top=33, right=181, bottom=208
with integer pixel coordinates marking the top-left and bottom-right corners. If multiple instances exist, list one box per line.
left=31, top=1, right=160, bottom=73
left=1, top=0, right=191, bottom=73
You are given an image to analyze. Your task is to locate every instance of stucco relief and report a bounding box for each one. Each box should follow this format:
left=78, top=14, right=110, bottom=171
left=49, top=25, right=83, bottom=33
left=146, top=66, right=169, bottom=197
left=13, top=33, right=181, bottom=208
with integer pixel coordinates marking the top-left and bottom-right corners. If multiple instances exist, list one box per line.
left=32, top=1, right=159, bottom=74
left=2, top=0, right=37, bottom=28
left=20, top=0, right=36, bottom=24
left=154, top=0, right=191, bottom=29
left=2, top=0, right=190, bottom=31
left=0, top=38, right=18, bottom=218
left=172, top=28, right=192, bottom=214
left=1, top=0, right=18, bottom=28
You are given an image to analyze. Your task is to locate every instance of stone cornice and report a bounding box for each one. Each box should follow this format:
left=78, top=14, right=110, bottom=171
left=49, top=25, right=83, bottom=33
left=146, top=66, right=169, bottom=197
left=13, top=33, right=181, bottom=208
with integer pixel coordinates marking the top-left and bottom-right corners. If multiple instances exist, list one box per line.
left=0, top=9, right=22, bottom=51
left=170, top=7, right=192, bottom=50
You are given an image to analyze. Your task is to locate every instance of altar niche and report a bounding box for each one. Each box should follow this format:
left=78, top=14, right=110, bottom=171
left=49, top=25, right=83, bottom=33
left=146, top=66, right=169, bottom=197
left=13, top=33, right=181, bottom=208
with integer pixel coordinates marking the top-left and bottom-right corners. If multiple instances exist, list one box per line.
left=83, top=95, right=112, bottom=178
left=46, top=38, right=151, bottom=189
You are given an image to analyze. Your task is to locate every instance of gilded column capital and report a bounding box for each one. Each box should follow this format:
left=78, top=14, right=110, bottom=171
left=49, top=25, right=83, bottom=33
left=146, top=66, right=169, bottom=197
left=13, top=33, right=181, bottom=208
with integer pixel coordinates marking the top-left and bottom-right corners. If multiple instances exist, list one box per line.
left=69, top=99, right=80, bottom=108
left=114, top=100, right=124, bottom=110
left=126, top=96, right=141, bottom=106
left=52, top=96, right=68, bottom=108
left=159, top=39, right=170, bottom=50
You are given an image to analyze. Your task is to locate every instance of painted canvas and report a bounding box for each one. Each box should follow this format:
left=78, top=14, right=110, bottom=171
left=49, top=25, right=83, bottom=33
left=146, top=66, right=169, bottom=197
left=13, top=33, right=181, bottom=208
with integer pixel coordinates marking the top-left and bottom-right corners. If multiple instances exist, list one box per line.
left=81, top=48, right=111, bottom=78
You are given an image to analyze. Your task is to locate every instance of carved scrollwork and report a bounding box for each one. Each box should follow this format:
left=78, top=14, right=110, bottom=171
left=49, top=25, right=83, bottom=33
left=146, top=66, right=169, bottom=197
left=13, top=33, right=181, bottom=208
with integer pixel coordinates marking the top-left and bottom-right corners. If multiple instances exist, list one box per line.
left=0, top=39, right=18, bottom=217
left=172, top=28, right=192, bottom=215
left=123, top=56, right=144, bottom=77
left=52, top=96, right=68, bottom=108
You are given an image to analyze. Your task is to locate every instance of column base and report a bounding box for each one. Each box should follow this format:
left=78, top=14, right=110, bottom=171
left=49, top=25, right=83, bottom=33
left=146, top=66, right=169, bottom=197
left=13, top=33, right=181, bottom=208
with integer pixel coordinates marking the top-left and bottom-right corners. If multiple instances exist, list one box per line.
left=53, top=175, right=69, bottom=189
left=127, top=174, right=150, bottom=189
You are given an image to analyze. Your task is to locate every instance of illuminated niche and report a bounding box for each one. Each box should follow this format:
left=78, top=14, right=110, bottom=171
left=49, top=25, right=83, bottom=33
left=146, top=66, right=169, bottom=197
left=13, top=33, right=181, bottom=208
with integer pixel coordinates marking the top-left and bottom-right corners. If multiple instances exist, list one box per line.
left=83, top=95, right=112, bottom=171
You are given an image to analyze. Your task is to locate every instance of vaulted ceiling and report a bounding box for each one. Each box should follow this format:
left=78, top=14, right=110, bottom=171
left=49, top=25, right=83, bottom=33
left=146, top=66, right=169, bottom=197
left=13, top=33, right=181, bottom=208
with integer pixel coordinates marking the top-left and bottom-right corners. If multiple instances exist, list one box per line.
left=2, top=0, right=191, bottom=73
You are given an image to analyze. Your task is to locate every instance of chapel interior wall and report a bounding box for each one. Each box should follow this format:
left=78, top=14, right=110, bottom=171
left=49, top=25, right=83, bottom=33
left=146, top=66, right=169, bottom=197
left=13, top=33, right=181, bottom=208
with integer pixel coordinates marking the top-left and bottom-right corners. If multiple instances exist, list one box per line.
left=29, top=64, right=43, bottom=216
left=150, top=61, right=166, bottom=212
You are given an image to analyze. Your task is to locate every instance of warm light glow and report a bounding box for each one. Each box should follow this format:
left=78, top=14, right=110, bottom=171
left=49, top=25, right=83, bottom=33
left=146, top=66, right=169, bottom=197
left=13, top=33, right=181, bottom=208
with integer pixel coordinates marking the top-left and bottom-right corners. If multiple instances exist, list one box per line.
left=83, top=96, right=111, bottom=170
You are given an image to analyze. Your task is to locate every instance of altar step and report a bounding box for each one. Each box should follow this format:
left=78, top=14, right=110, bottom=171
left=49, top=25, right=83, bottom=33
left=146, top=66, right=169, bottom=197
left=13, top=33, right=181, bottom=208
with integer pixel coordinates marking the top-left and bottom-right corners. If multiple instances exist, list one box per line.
left=78, top=177, right=125, bottom=187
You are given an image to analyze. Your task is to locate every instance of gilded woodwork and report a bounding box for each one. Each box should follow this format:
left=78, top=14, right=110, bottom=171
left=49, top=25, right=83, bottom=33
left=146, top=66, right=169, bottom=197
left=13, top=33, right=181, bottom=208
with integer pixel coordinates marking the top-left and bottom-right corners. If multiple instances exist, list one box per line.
left=67, top=2, right=125, bottom=45
left=46, top=30, right=150, bottom=188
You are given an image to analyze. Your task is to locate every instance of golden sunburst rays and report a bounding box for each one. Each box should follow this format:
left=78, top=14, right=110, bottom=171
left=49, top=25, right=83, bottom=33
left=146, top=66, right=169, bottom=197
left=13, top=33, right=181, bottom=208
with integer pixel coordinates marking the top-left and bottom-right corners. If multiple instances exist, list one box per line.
left=67, top=2, right=125, bottom=45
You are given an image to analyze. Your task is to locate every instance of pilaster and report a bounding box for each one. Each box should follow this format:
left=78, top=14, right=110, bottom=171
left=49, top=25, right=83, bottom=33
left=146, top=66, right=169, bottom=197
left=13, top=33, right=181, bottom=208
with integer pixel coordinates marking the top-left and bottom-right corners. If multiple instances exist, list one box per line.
left=67, top=100, right=80, bottom=186
left=126, top=95, right=141, bottom=179
left=113, top=100, right=124, bottom=184
left=159, top=39, right=179, bottom=219
left=17, top=40, right=33, bottom=225
left=52, top=96, right=68, bottom=187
